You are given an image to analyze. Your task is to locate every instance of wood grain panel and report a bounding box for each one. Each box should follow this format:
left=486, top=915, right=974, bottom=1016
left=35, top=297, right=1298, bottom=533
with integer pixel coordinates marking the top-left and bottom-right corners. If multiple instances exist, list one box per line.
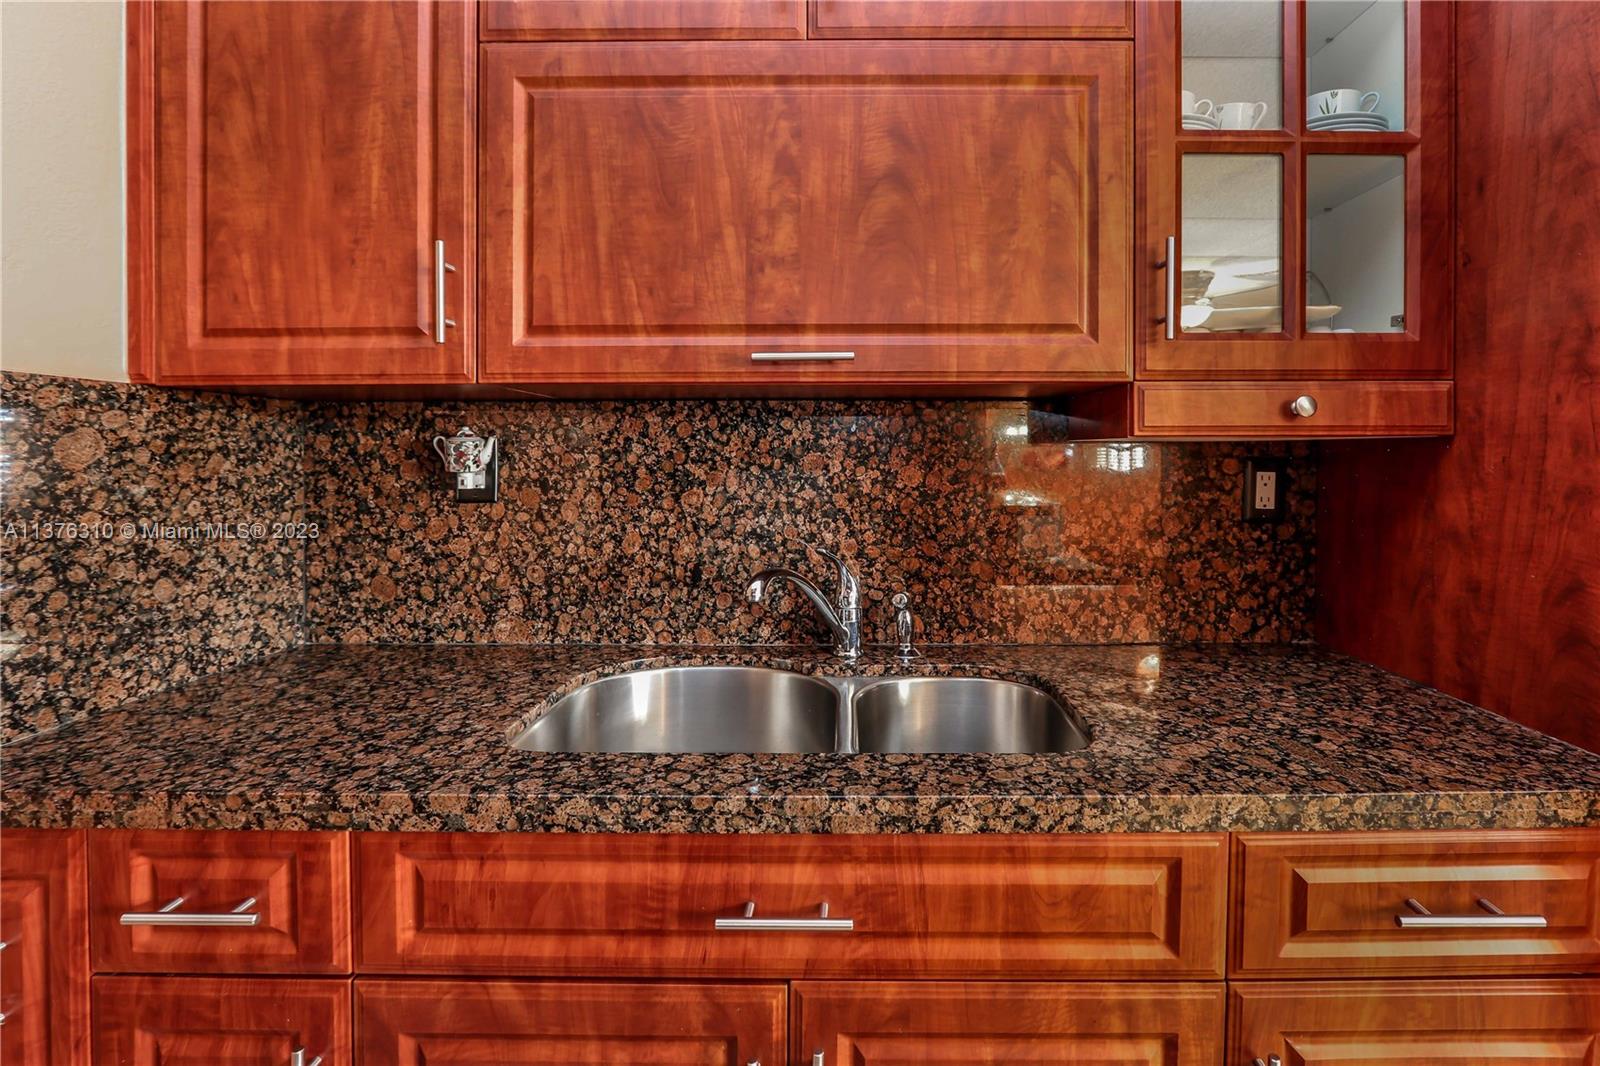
left=1231, top=979, right=1600, bottom=1065
left=92, top=976, right=352, bottom=1066
left=1317, top=1, right=1600, bottom=753
left=355, top=832, right=1228, bottom=978
left=810, top=0, right=1132, bottom=38
left=357, top=979, right=786, bottom=1066
left=794, top=981, right=1224, bottom=1065
left=89, top=829, right=351, bottom=974
left=482, top=0, right=805, bottom=40
left=1232, top=830, right=1600, bottom=978
left=1074, top=380, right=1453, bottom=439
left=131, top=0, right=475, bottom=384
left=479, top=41, right=1131, bottom=390
left=0, top=829, right=89, bottom=1066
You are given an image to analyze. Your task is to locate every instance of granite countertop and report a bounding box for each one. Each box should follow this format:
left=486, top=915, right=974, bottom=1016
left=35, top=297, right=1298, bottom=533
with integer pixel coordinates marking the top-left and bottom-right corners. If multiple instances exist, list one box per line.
left=4, top=643, right=1599, bottom=834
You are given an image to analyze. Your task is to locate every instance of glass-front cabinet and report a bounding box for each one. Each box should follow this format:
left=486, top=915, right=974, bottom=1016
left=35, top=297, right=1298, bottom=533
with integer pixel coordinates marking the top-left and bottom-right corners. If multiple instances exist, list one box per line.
left=1138, top=0, right=1451, bottom=379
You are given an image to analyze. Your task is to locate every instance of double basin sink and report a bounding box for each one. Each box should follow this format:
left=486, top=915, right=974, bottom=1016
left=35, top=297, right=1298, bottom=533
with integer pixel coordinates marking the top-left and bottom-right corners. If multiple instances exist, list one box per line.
left=511, top=666, right=1091, bottom=755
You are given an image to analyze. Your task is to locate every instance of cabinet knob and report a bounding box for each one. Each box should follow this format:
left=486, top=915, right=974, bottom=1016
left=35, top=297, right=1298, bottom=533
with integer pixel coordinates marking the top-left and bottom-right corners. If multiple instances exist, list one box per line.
left=1289, top=394, right=1318, bottom=418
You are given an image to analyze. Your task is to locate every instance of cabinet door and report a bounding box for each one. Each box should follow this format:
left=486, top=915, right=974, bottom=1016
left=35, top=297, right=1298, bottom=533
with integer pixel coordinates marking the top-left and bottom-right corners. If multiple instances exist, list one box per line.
left=93, top=976, right=352, bottom=1066
left=795, top=981, right=1223, bottom=1064
left=130, top=0, right=474, bottom=385
left=480, top=41, right=1131, bottom=391
left=0, top=829, right=89, bottom=1066
left=1137, top=0, right=1451, bottom=378
left=1231, top=979, right=1600, bottom=1065
left=356, top=980, right=786, bottom=1065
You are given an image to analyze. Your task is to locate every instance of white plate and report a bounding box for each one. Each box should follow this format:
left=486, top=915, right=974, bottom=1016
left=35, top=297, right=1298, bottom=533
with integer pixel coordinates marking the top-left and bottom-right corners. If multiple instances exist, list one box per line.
left=1182, top=113, right=1220, bottom=128
left=1308, top=116, right=1389, bottom=128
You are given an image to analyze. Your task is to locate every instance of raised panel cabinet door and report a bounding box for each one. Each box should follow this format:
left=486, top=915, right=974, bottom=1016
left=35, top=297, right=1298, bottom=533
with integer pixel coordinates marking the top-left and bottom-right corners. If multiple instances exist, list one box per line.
left=810, top=1, right=1133, bottom=38
left=92, top=976, right=352, bottom=1066
left=356, top=980, right=786, bottom=1066
left=355, top=832, right=1227, bottom=978
left=1231, top=979, right=1600, bottom=1065
left=482, top=0, right=806, bottom=40
left=129, top=0, right=475, bottom=385
left=480, top=41, right=1131, bottom=390
left=1232, top=829, right=1600, bottom=978
left=0, top=829, right=90, bottom=1066
left=794, top=981, right=1224, bottom=1065
left=90, top=829, right=352, bottom=974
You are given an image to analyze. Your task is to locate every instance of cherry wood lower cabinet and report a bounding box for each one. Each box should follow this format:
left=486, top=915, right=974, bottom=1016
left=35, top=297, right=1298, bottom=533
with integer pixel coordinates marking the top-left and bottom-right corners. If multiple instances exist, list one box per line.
left=92, top=976, right=352, bottom=1066
left=0, top=829, right=89, bottom=1066
left=1231, top=979, right=1600, bottom=1064
left=356, top=980, right=786, bottom=1066
left=795, top=981, right=1223, bottom=1064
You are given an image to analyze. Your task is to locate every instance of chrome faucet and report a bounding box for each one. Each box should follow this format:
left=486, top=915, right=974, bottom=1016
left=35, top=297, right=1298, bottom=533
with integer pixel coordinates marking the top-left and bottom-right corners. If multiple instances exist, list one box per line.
left=746, top=546, right=861, bottom=659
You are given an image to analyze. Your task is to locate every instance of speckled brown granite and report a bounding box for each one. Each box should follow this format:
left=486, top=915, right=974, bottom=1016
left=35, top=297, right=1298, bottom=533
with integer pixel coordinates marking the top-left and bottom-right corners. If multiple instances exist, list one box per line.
left=303, top=402, right=1315, bottom=646
left=0, top=371, right=306, bottom=740
left=4, top=643, right=1597, bottom=833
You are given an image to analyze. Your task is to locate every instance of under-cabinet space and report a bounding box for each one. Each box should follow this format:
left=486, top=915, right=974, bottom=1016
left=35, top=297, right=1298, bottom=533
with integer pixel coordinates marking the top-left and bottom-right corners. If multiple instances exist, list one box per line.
left=794, top=980, right=1224, bottom=1064
left=481, top=0, right=806, bottom=40
left=92, top=976, right=352, bottom=1066
left=355, top=832, right=1228, bottom=978
left=89, top=829, right=352, bottom=975
left=0, top=829, right=89, bottom=1066
left=356, top=980, right=786, bottom=1066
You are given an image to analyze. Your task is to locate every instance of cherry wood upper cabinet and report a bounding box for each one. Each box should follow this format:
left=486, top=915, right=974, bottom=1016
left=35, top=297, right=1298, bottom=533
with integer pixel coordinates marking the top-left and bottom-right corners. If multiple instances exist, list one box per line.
left=810, top=1, right=1133, bottom=38
left=0, top=830, right=90, bottom=1066
left=357, top=980, right=786, bottom=1066
left=92, top=976, right=353, bottom=1066
left=482, top=1, right=806, bottom=40
left=479, top=41, right=1132, bottom=393
left=127, top=0, right=475, bottom=386
left=1136, top=0, right=1452, bottom=379
left=795, top=981, right=1224, bottom=1065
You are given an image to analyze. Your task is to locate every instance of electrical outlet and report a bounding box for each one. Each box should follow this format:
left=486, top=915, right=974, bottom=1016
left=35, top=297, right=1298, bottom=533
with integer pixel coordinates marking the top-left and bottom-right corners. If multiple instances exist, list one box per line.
left=1243, top=457, right=1288, bottom=521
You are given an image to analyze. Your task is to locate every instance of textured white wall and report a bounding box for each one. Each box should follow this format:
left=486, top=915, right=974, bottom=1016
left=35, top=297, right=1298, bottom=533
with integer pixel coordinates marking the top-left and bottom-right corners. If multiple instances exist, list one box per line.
left=1, top=0, right=126, bottom=381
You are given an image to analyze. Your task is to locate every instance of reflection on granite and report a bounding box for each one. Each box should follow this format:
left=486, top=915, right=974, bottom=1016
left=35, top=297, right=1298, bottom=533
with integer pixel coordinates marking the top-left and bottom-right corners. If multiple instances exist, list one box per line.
left=304, top=402, right=1316, bottom=646
left=0, top=371, right=306, bottom=740
left=5, top=643, right=1597, bottom=834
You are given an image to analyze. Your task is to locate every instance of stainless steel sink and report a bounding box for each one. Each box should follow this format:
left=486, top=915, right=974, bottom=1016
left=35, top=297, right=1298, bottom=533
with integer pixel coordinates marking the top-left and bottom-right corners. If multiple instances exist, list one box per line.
left=511, top=666, right=839, bottom=753
left=851, top=677, right=1090, bottom=754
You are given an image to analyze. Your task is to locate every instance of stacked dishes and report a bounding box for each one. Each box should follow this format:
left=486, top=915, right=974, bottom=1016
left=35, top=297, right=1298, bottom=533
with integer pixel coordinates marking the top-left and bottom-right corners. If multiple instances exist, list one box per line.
left=1183, top=111, right=1221, bottom=131
left=1308, top=111, right=1390, bottom=132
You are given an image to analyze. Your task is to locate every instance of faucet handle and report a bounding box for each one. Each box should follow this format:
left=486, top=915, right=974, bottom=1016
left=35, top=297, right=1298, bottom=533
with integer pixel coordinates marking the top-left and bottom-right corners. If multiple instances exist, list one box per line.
left=807, top=543, right=860, bottom=608
left=892, top=592, right=919, bottom=661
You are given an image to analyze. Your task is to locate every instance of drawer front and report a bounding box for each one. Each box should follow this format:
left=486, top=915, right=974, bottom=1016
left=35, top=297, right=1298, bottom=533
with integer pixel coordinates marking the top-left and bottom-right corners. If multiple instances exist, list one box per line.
left=1134, top=381, right=1453, bottom=438
left=811, top=1, right=1134, bottom=38
left=357, top=980, right=786, bottom=1065
left=1231, top=979, right=1600, bottom=1064
left=90, top=830, right=351, bottom=975
left=356, top=832, right=1228, bottom=978
left=1233, top=829, right=1600, bottom=977
left=482, top=0, right=806, bottom=40
left=93, top=976, right=352, bottom=1066
left=0, top=829, right=89, bottom=1066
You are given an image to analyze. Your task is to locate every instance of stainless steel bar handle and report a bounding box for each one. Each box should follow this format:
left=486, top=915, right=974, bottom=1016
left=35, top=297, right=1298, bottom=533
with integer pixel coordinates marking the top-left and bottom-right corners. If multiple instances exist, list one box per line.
left=1159, top=234, right=1176, bottom=340
left=434, top=239, right=458, bottom=344
left=120, top=895, right=261, bottom=927
left=714, top=901, right=854, bottom=932
left=289, top=1050, right=323, bottom=1066
left=749, top=351, right=855, bottom=362
left=1253, top=1057, right=1281, bottom=1066
left=812, top=1053, right=825, bottom=1066
left=1396, top=897, right=1548, bottom=929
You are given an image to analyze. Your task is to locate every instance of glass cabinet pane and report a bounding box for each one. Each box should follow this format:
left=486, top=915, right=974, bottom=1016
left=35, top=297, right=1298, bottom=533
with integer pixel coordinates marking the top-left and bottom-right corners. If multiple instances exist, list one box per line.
left=1181, top=154, right=1282, bottom=333
left=1306, top=155, right=1405, bottom=332
left=1306, top=0, right=1406, bottom=132
left=1182, top=1, right=1282, bottom=131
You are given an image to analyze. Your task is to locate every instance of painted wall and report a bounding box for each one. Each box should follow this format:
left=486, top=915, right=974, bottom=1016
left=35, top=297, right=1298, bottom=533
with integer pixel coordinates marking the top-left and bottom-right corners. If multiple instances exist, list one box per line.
left=0, top=0, right=126, bottom=382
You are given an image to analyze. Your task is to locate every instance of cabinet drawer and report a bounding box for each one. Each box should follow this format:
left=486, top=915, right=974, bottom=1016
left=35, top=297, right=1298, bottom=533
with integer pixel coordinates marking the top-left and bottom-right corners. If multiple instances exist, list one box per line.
left=90, top=830, right=351, bottom=975
left=1232, top=829, right=1600, bottom=977
left=1231, top=979, right=1600, bottom=1064
left=811, top=0, right=1133, bottom=38
left=93, top=976, right=351, bottom=1066
left=357, top=980, right=785, bottom=1065
left=1134, top=381, right=1453, bottom=438
left=483, top=0, right=806, bottom=40
left=356, top=832, right=1227, bottom=978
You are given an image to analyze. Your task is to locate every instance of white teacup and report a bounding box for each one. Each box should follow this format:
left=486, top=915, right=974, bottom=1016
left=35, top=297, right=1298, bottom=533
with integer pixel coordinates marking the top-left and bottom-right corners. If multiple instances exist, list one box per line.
left=1309, top=88, right=1380, bottom=116
left=1216, top=101, right=1268, bottom=129
left=1182, top=90, right=1215, bottom=118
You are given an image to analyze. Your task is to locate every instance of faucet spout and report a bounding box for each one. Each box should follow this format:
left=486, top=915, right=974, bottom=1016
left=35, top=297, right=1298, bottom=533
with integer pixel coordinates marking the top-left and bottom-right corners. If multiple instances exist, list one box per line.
left=747, top=566, right=860, bottom=659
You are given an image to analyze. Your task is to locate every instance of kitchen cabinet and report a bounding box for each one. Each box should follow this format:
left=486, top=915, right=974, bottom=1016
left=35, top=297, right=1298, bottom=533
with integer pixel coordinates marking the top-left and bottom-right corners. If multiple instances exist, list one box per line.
left=356, top=980, right=787, bottom=1066
left=1230, top=979, right=1600, bottom=1064
left=478, top=40, right=1132, bottom=393
left=808, top=0, right=1134, bottom=38
left=91, top=976, right=352, bottom=1066
left=794, top=981, right=1224, bottom=1064
left=0, top=829, right=89, bottom=1066
left=482, top=0, right=806, bottom=40
left=126, top=0, right=475, bottom=386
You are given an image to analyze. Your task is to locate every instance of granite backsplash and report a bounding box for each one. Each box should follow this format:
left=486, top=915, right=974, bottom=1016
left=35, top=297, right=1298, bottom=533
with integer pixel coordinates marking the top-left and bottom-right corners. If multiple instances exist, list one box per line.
left=1, top=372, right=1316, bottom=738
